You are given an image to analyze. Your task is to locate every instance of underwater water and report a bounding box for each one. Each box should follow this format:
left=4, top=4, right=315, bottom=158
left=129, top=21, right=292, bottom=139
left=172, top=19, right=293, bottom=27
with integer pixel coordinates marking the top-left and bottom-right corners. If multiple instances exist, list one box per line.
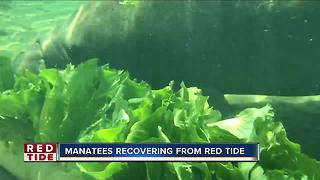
left=0, top=1, right=319, bottom=180
left=0, top=1, right=82, bottom=57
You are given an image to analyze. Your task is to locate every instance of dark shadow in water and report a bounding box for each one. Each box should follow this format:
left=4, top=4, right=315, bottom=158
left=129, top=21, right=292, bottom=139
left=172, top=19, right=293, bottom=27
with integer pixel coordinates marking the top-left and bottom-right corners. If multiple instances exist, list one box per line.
left=0, top=166, right=18, bottom=180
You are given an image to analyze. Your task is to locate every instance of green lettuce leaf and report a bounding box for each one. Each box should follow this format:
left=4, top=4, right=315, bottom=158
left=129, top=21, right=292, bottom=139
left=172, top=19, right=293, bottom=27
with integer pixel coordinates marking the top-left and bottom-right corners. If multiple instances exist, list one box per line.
left=0, top=58, right=319, bottom=180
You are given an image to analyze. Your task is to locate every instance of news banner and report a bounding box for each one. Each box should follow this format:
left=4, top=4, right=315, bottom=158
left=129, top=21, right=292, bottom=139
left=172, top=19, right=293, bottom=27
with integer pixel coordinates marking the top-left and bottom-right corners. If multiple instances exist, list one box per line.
left=24, top=143, right=259, bottom=162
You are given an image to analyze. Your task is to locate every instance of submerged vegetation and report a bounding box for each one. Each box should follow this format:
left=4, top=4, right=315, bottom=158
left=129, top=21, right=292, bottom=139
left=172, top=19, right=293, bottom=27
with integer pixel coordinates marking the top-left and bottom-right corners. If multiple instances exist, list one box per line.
left=0, top=57, right=319, bottom=179
left=0, top=1, right=320, bottom=179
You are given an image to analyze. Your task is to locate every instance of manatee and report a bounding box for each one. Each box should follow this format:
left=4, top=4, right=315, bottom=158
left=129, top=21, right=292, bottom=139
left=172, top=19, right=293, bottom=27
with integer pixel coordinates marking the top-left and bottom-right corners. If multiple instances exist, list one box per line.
left=12, top=1, right=320, bottom=106
left=14, top=1, right=234, bottom=112
left=14, top=0, right=320, bottom=95
left=12, top=0, right=320, bottom=158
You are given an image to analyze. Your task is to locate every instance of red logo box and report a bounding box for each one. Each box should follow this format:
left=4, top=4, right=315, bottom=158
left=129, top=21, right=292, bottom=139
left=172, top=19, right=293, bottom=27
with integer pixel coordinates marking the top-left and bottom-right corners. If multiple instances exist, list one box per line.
left=24, top=144, right=57, bottom=162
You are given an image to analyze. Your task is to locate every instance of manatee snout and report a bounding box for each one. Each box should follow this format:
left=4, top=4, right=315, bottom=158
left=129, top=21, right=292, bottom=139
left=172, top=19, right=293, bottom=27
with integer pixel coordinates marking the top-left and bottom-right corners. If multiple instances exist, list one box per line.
left=13, top=36, right=71, bottom=74
left=12, top=43, right=44, bottom=74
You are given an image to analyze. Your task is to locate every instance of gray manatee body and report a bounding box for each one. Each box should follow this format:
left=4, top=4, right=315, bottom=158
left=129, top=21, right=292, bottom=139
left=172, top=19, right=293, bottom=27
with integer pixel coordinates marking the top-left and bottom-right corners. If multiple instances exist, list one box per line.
left=12, top=0, right=320, bottom=158
left=14, top=1, right=320, bottom=95
left=14, top=1, right=232, bottom=112
left=13, top=0, right=320, bottom=116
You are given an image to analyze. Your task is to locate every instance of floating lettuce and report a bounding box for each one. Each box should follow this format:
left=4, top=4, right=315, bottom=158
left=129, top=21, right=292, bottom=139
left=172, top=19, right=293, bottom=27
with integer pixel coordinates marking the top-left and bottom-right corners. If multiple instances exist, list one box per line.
left=0, top=58, right=319, bottom=180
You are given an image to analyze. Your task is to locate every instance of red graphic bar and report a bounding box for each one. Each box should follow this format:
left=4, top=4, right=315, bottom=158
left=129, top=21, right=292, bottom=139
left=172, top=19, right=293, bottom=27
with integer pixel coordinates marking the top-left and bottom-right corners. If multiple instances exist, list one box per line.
left=24, top=144, right=56, bottom=153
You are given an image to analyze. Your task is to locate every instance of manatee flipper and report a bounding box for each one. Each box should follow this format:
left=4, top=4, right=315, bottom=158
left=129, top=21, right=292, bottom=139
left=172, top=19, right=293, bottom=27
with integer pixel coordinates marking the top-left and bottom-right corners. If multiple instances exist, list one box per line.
left=201, top=86, right=232, bottom=118
left=224, top=94, right=320, bottom=114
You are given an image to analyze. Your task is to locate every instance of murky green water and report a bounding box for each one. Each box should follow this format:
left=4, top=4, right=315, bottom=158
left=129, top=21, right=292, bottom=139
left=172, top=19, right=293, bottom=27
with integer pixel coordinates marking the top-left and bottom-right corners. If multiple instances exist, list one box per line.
left=0, top=1, right=82, bottom=57
left=0, top=1, right=319, bottom=179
